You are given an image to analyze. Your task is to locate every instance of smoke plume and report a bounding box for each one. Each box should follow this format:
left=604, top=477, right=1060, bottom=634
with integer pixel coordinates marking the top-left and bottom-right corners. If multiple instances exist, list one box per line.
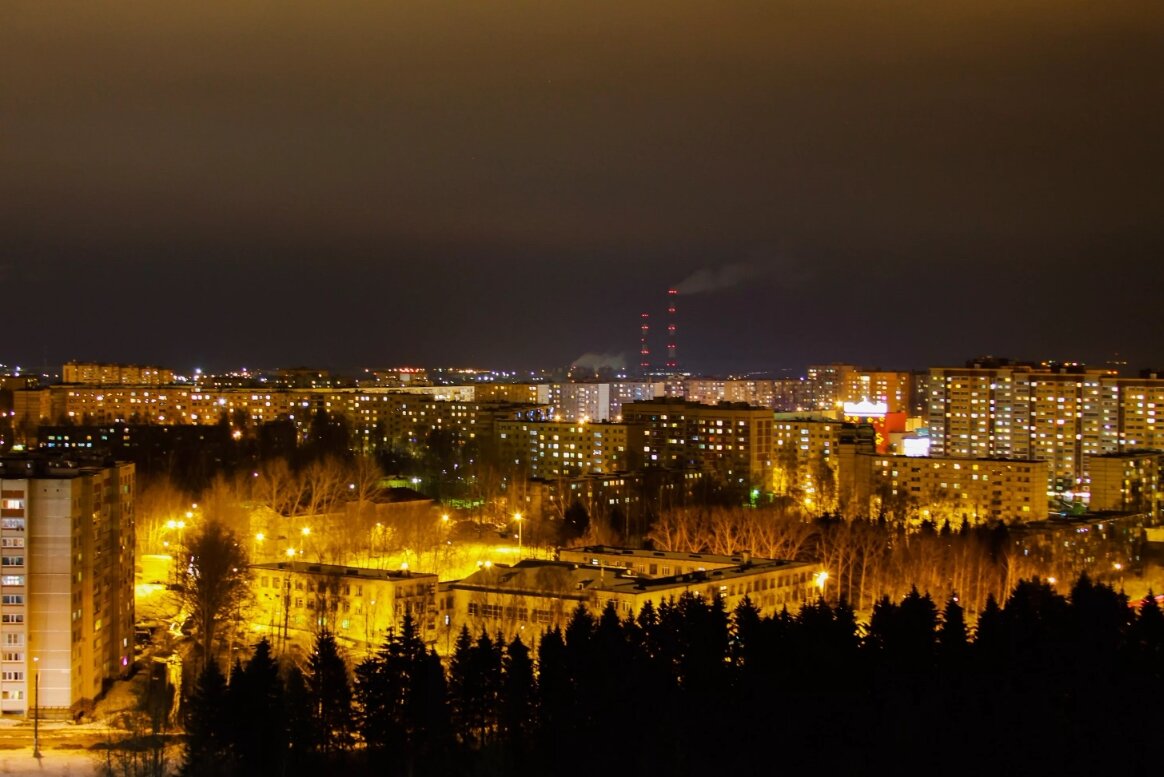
left=571, top=352, right=627, bottom=370
left=673, top=262, right=760, bottom=295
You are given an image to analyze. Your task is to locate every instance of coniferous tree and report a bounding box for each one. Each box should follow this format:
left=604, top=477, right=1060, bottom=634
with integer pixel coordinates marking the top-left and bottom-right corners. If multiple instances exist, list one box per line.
left=306, top=630, right=354, bottom=759
left=282, top=663, right=315, bottom=777
left=446, top=626, right=474, bottom=745
left=227, top=639, right=286, bottom=777
left=181, top=660, right=233, bottom=777
left=499, top=635, right=535, bottom=745
left=355, top=614, right=426, bottom=770
left=534, top=627, right=572, bottom=766
left=407, top=648, right=453, bottom=777
left=498, top=635, right=536, bottom=772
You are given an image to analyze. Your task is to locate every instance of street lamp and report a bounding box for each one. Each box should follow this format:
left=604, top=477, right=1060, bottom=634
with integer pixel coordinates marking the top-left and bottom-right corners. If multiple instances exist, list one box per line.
left=514, top=512, right=523, bottom=558
left=31, top=656, right=40, bottom=759
left=814, top=570, right=829, bottom=600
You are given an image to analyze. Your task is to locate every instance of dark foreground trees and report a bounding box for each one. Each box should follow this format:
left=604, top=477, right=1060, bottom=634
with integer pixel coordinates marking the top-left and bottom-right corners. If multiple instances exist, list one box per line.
left=182, top=578, right=1164, bottom=777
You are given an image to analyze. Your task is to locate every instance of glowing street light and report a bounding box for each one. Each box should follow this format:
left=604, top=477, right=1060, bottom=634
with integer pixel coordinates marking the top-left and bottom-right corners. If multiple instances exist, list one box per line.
left=514, top=512, right=523, bottom=558
left=814, top=570, right=829, bottom=599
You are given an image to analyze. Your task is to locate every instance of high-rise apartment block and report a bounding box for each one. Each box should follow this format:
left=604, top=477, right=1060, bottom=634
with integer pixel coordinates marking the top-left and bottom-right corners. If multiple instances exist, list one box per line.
left=622, top=399, right=774, bottom=485
left=1088, top=450, right=1162, bottom=513
left=805, top=364, right=856, bottom=411
left=0, top=454, right=134, bottom=716
left=555, top=383, right=612, bottom=422
left=496, top=420, right=644, bottom=479
left=841, top=370, right=913, bottom=414
left=927, top=361, right=1164, bottom=495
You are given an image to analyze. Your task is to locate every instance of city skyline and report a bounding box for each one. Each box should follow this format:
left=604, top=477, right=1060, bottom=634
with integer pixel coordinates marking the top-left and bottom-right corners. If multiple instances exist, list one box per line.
left=3, top=2, right=1163, bottom=373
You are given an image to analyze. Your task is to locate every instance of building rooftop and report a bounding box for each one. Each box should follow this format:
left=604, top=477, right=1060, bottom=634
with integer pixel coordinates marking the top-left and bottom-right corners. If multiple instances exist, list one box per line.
left=559, top=544, right=771, bottom=566
left=1092, top=449, right=1163, bottom=459
left=0, top=451, right=124, bottom=478
left=250, top=561, right=437, bottom=580
left=451, top=556, right=816, bottom=598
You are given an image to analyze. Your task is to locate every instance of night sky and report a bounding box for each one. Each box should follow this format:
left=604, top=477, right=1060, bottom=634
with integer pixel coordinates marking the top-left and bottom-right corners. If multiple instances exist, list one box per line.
left=3, top=2, right=1162, bottom=375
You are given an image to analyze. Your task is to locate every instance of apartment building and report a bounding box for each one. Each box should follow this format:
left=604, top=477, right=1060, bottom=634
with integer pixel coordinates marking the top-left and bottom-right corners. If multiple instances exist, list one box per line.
left=773, top=417, right=875, bottom=507
left=926, top=361, right=1119, bottom=492
left=841, top=370, right=913, bottom=414
left=622, top=399, right=774, bottom=486
left=805, top=364, right=856, bottom=411
left=1088, top=450, right=1162, bottom=514
left=495, top=420, right=644, bottom=478
left=608, top=381, right=662, bottom=422
left=0, top=454, right=134, bottom=716
left=555, top=383, right=612, bottom=422
left=855, top=453, right=1047, bottom=523
left=61, top=362, right=174, bottom=386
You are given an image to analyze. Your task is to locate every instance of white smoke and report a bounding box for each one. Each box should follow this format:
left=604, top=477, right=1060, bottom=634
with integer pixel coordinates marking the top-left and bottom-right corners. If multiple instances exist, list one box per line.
left=571, top=352, right=627, bottom=370
left=673, top=262, right=760, bottom=295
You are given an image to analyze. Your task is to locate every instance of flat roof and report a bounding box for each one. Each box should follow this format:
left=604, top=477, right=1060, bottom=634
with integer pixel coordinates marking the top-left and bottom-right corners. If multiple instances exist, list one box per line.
left=250, top=561, right=437, bottom=580
left=559, top=545, right=772, bottom=566
left=450, top=557, right=816, bottom=598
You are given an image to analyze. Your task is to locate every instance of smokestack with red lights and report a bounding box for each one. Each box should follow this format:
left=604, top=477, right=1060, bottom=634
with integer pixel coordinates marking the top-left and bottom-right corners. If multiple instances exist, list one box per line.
left=639, top=312, right=651, bottom=373
left=666, top=288, right=678, bottom=371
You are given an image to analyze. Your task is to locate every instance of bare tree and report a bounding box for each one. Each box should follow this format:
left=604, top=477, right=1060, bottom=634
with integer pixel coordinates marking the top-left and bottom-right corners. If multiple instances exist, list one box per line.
left=303, top=455, right=348, bottom=517
left=135, top=475, right=190, bottom=555
left=199, top=472, right=250, bottom=536
left=254, top=457, right=296, bottom=516
left=347, top=453, right=383, bottom=519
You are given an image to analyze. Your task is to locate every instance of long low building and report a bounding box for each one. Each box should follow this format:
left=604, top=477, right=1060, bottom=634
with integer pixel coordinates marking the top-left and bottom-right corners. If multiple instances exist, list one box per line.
left=448, top=555, right=821, bottom=642
left=558, top=545, right=761, bottom=577
left=249, top=561, right=439, bottom=658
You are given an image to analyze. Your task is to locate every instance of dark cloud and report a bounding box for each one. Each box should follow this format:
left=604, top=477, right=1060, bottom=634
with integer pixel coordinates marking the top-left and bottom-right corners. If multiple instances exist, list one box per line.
left=1, top=1, right=1162, bottom=373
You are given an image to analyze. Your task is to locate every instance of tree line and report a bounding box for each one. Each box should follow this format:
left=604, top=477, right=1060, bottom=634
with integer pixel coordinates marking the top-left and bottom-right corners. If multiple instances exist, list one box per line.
left=649, top=505, right=1138, bottom=615
left=178, top=576, right=1164, bottom=777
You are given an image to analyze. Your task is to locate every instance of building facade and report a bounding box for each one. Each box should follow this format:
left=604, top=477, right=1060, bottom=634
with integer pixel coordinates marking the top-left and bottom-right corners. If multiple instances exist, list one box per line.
left=856, top=453, right=1048, bottom=524
left=1088, top=450, right=1162, bottom=514
left=249, top=561, right=438, bottom=659
left=0, top=454, right=135, bottom=716
left=924, top=360, right=1164, bottom=494
left=61, top=362, right=174, bottom=386
left=496, top=420, right=644, bottom=479
left=623, top=399, right=774, bottom=487
left=448, top=556, right=820, bottom=641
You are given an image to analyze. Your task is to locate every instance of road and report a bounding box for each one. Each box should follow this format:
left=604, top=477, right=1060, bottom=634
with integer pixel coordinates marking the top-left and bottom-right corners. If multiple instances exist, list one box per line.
left=0, top=746, right=108, bottom=775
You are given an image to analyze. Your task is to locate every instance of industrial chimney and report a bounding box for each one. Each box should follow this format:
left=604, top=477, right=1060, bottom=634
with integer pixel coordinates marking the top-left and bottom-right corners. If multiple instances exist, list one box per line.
left=666, top=288, right=678, bottom=371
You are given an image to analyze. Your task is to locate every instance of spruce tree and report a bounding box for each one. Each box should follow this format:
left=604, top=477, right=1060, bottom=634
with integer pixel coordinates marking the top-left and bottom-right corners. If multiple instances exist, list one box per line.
left=228, top=638, right=286, bottom=777
left=306, top=629, right=354, bottom=758
left=499, top=635, right=536, bottom=768
left=446, top=625, right=475, bottom=745
left=180, top=660, right=233, bottom=777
